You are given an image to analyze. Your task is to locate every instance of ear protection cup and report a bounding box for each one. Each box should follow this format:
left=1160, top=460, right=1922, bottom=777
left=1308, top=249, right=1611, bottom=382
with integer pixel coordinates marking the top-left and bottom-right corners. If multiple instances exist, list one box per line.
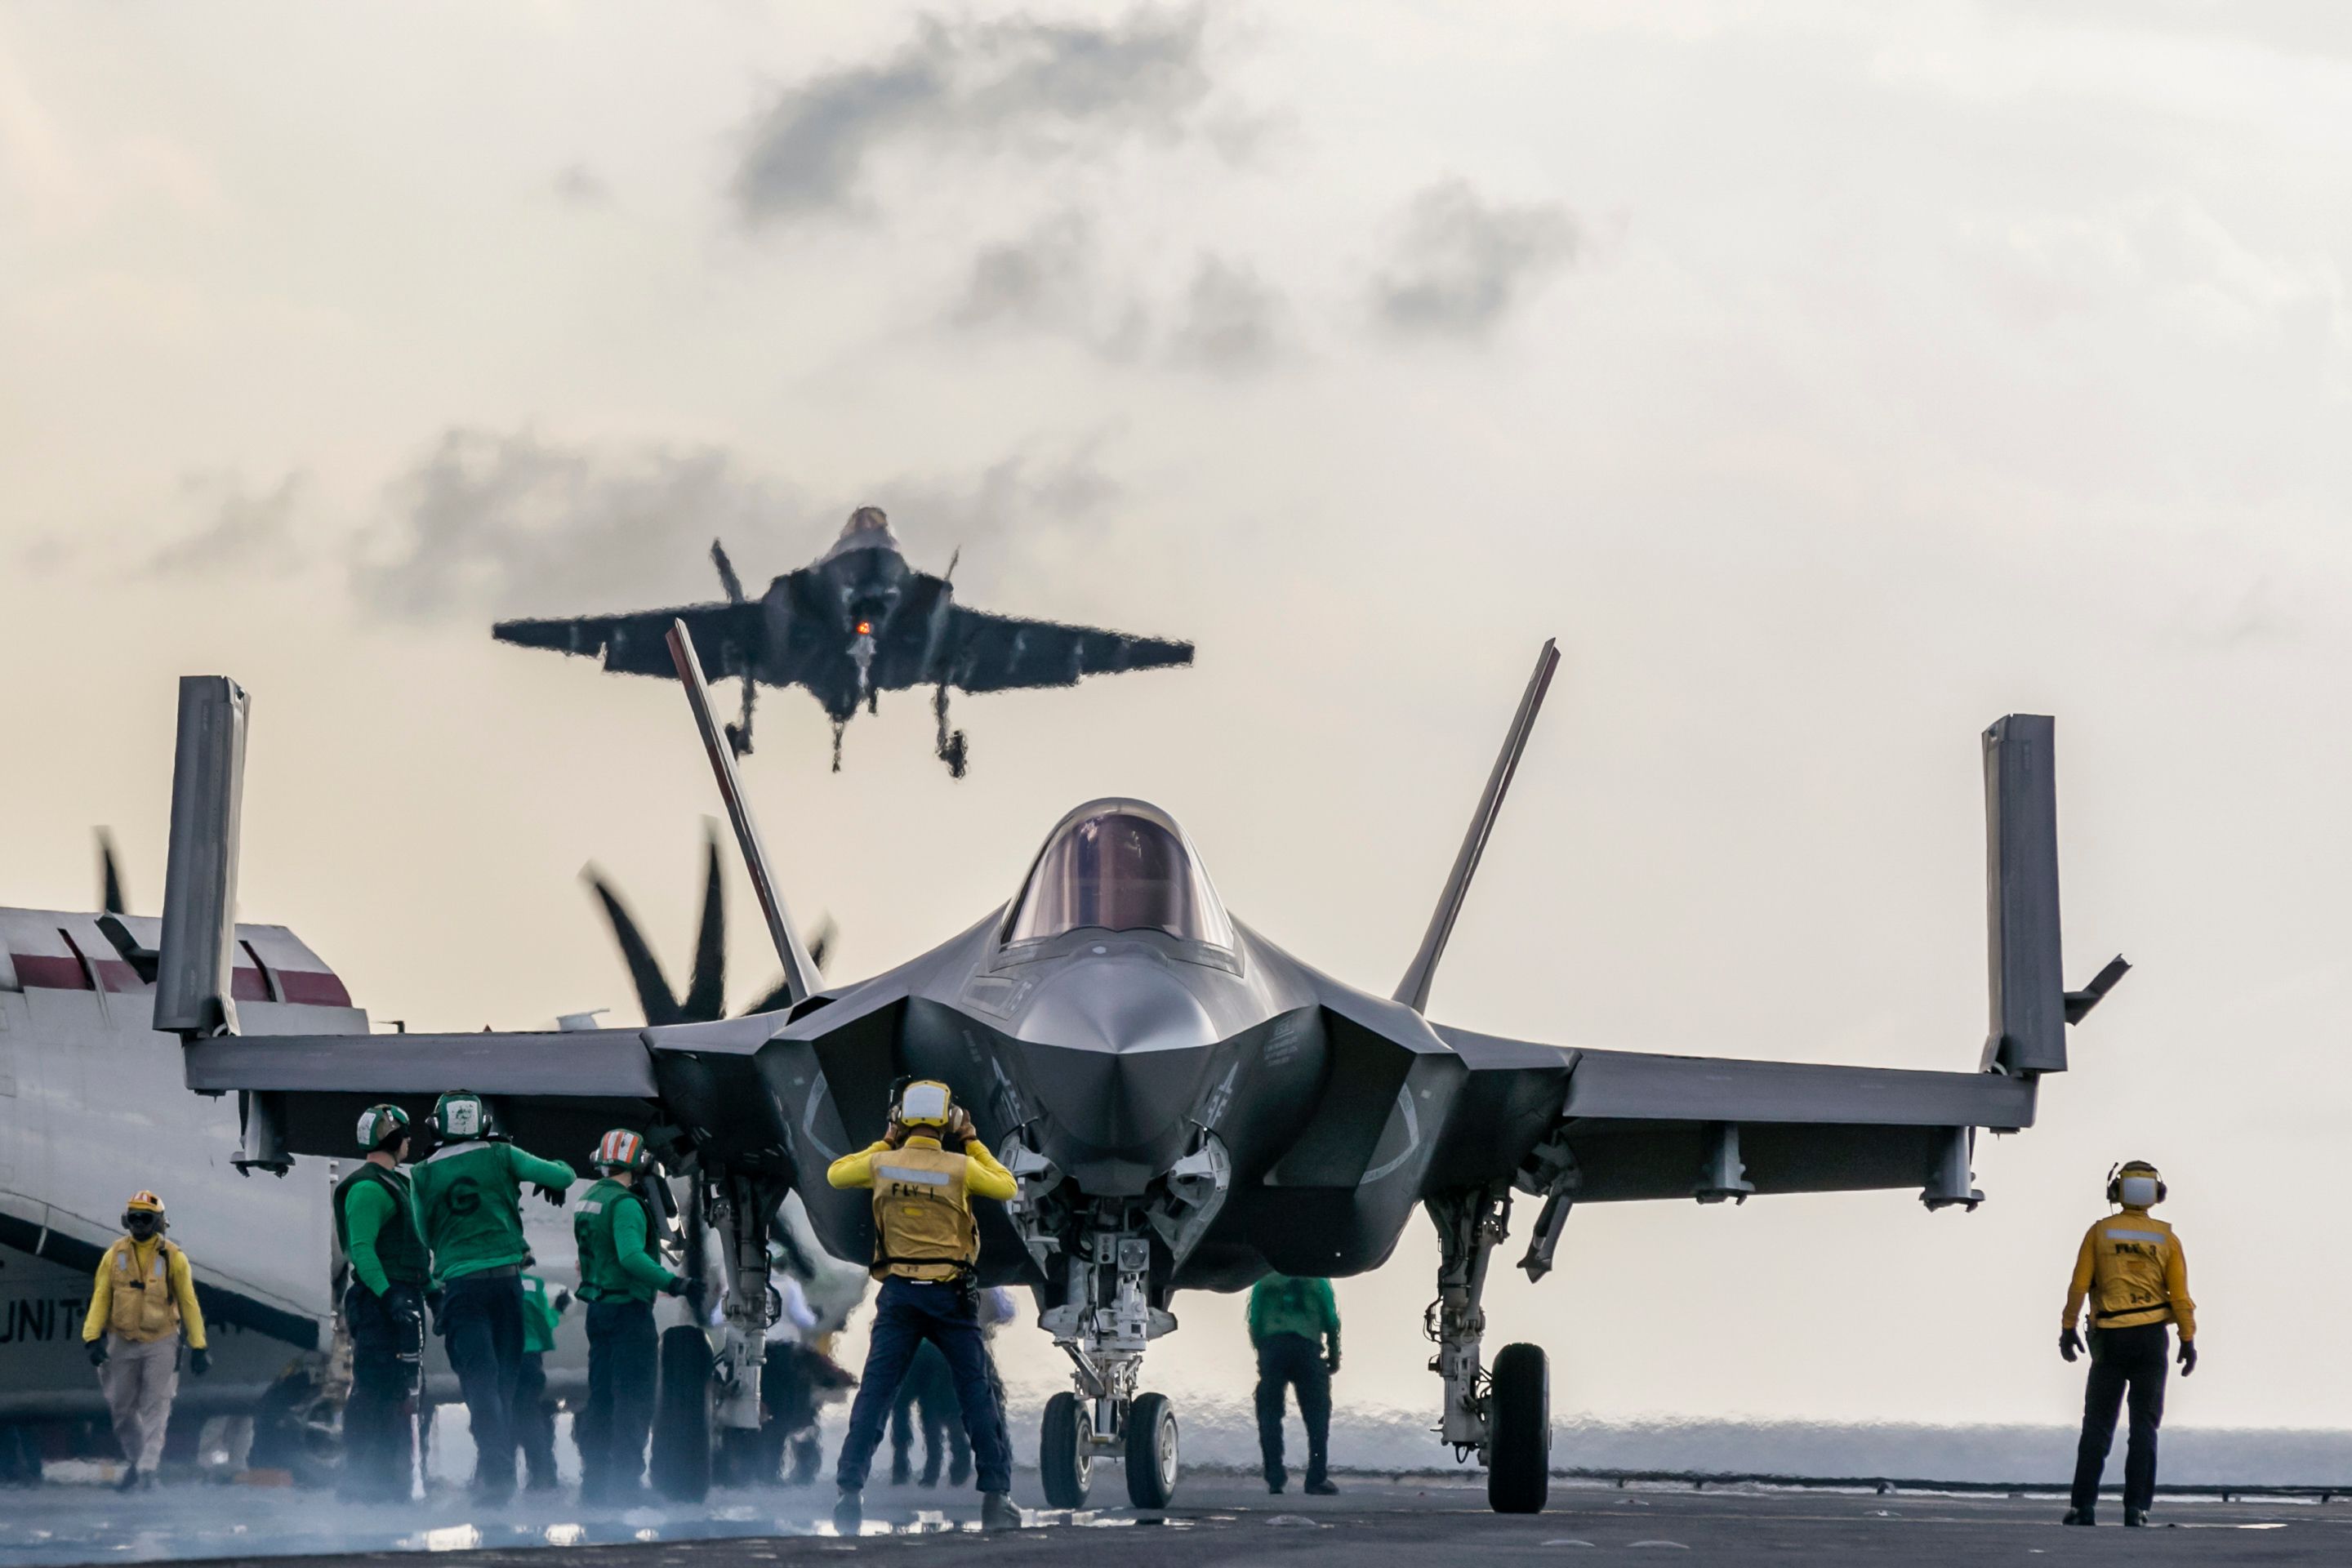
left=2108, top=1160, right=2164, bottom=1206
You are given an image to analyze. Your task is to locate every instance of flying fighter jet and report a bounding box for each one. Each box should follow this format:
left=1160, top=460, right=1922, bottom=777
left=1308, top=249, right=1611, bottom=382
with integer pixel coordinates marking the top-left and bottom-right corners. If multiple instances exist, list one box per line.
left=491, top=506, right=1194, bottom=776
left=157, top=635, right=2128, bottom=1516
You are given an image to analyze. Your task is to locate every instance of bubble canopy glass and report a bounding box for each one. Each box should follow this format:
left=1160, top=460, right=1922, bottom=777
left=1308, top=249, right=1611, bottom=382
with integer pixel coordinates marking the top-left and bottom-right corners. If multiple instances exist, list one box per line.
left=1004, top=800, right=1235, bottom=949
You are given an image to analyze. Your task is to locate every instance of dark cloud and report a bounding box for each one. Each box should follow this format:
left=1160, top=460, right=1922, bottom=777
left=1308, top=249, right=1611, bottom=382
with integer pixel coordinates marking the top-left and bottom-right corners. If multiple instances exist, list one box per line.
left=1373, top=177, right=1579, bottom=338
left=949, top=211, right=1147, bottom=359
left=1167, top=253, right=1285, bottom=374
left=550, top=163, right=611, bottom=206
left=349, top=429, right=1125, bottom=621
left=351, top=430, right=790, bottom=622
left=142, top=473, right=305, bottom=578
left=731, top=6, right=1214, bottom=225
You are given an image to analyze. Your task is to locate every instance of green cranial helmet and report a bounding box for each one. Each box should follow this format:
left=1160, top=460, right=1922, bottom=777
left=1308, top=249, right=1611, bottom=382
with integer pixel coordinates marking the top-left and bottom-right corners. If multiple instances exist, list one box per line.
left=431, top=1090, right=489, bottom=1141
left=357, top=1103, right=412, bottom=1153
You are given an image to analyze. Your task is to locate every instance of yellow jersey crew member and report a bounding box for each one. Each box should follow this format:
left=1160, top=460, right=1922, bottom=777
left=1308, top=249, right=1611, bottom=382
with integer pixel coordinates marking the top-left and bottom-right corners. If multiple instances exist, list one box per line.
left=2060, top=1160, right=2197, bottom=1527
left=827, top=1078, right=1019, bottom=1532
left=82, top=1191, right=209, bottom=1491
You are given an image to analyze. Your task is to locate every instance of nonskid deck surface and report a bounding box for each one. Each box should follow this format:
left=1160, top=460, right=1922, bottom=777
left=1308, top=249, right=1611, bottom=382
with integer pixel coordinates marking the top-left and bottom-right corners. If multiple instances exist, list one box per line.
left=4, top=1477, right=2348, bottom=1568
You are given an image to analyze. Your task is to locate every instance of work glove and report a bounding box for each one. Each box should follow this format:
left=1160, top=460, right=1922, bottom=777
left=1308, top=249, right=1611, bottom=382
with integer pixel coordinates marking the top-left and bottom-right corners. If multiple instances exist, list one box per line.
left=1325, top=1346, right=1341, bottom=1375
left=426, top=1287, right=448, bottom=1336
left=88, top=1340, right=109, bottom=1368
left=2178, top=1339, right=2198, bottom=1376
left=533, top=1183, right=568, bottom=1208
left=662, top=1275, right=688, bottom=1298
left=189, top=1348, right=212, bottom=1377
left=2059, top=1328, right=2082, bottom=1363
left=552, top=1288, right=572, bottom=1314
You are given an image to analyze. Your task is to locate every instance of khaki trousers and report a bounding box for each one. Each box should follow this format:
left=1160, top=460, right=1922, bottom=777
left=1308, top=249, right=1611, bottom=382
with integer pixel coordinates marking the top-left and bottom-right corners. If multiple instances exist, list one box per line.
left=99, top=1334, right=180, bottom=1474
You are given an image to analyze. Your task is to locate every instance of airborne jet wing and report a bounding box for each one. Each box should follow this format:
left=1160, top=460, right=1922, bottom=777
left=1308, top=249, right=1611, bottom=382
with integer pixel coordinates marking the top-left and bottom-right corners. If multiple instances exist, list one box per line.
left=1427, top=1024, right=2036, bottom=1202
left=493, top=601, right=764, bottom=681
left=939, top=604, right=1192, bottom=693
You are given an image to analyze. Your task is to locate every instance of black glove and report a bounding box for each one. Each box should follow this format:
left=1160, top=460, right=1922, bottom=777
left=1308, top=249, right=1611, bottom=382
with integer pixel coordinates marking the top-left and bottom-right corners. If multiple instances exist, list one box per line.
left=533, top=1183, right=568, bottom=1207
left=88, top=1340, right=109, bottom=1368
left=1325, top=1345, right=1341, bottom=1375
left=385, top=1285, right=425, bottom=1321
left=552, top=1288, right=572, bottom=1314
left=662, top=1275, right=688, bottom=1298
left=2178, top=1339, right=2198, bottom=1376
left=426, top=1288, right=448, bottom=1335
left=189, top=1348, right=212, bottom=1376
left=2060, top=1328, right=2082, bottom=1363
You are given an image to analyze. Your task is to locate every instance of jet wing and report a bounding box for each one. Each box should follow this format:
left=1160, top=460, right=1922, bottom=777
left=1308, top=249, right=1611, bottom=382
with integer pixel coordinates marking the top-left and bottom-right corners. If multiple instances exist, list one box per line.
left=1428, top=1023, right=2036, bottom=1203
left=939, top=604, right=1192, bottom=693
left=180, top=1027, right=670, bottom=1174
left=492, top=601, right=764, bottom=681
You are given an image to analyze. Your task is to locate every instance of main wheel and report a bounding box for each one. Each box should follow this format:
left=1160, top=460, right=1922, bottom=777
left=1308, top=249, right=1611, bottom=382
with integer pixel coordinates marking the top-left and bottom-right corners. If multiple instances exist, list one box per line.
left=1123, top=1392, right=1178, bottom=1510
left=652, top=1326, right=715, bottom=1503
left=1486, top=1342, right=1549, bottom=1514
left=1039, top=1392, right=1092, bottom=1509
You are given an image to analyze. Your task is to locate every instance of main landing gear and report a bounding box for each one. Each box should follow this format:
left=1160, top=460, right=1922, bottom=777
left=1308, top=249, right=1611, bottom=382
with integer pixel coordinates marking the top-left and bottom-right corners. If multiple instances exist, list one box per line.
left=1428, top=1181, right=1556, bottom=1513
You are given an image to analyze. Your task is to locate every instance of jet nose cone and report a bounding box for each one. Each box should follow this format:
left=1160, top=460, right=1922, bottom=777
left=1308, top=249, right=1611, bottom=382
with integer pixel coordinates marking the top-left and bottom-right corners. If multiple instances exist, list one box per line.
left=1015, top=952, right=1220, bottom=1056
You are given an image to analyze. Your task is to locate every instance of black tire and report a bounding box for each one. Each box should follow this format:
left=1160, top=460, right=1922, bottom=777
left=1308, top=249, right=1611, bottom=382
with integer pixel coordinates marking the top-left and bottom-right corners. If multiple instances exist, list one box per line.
left=1486, top=1342, right=1549, bottom=1514
left=1040, top=1392, right=1092, bottom=1509
left=1123, top=1392, right=1178, bottom=1510
left=652, top=1325, right=715, bottom=1503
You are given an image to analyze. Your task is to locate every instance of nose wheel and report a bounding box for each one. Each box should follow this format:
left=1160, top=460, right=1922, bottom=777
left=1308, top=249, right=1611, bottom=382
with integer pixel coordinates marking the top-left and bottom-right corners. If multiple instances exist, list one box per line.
left=1124, top=1392, right=1179, bottom=1509
left=1039, top=1392, right=1093, bottom=1508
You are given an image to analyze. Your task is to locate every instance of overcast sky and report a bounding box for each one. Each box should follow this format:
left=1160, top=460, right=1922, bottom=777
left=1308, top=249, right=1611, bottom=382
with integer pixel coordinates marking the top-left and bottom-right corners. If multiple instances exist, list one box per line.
left=6, top=2, right=2352, bottom=1437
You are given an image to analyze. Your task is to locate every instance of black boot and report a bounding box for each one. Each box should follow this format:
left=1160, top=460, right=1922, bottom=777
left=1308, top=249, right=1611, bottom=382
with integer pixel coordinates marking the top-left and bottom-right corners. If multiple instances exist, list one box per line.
left=981, top=1491, right=1021, bottom=1530
left=2123, top=1508, right=2149, bottom=1527
left=2061, top=1506, right=2095, bottom=1526
left=833, top=1486, right=862, bottom=1532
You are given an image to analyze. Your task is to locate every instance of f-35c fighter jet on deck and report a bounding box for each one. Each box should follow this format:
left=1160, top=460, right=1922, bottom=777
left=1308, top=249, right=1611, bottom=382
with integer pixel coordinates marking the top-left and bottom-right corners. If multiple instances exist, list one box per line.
left=491, top=506, right=1193, bottom=775
left=155, top=638, right=2127, bottom=1516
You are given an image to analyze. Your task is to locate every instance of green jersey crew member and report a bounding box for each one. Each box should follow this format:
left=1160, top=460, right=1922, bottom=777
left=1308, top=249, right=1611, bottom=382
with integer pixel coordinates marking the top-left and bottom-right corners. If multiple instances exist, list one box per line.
left=572, top=1129, right=684, bottom=1503
left=336, top=1106, right=430, bottom=1503
left=514, top=1271, right=570, bottom=1492
left=1248, top=1272, right=1341, bottom=1495
left=829, top=1079, right=1018, bottom=1531
left=82, top=1190, right=210, bottom=1491
left=411, top=1090, right=577, bottom=1503
left=2060, top=1160, right=2198, bottom=1527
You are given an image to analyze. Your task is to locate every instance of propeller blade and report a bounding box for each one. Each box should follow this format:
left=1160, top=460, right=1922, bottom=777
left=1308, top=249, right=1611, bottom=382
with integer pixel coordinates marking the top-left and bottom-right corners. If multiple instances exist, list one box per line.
left=744, top=978, right=795, bottom=1017
left=944, top=546, right=960, bottom=585
left=583, top=866, right=684, bottom=1027
left=681, top=826, right=728, bottom=1022
left=804, top=915, right=837, bottom=974
left=97, top=828, right=127, bottom=915
left=710, top=538, right=746, bottom=604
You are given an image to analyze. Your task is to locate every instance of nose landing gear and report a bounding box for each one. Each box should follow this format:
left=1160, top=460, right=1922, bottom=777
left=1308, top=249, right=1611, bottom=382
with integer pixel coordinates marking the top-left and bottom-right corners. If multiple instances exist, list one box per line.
left=1036, top=1223, right=1182, bottom=1509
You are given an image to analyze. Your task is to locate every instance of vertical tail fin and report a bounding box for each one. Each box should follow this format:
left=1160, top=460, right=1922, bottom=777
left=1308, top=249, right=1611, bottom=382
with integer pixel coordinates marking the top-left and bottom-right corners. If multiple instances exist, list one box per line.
left=155, top=676, right=249, bottom=1040
left=1980, top=715, right=2123, bottom=1075
left=1393, top=639, right=1560, bottom=1013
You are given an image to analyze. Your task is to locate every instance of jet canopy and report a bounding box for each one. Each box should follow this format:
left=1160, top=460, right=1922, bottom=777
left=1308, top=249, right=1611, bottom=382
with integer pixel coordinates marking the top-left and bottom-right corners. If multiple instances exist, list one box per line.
left=1004, top=800, right=1234, bottom=950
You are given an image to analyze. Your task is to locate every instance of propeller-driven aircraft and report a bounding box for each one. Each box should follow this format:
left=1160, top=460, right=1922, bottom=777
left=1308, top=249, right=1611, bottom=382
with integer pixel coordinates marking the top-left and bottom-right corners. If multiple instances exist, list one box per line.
left=492, top=506, right=1194, bottom=775
left=157, top=633, right=2127, bottom=1514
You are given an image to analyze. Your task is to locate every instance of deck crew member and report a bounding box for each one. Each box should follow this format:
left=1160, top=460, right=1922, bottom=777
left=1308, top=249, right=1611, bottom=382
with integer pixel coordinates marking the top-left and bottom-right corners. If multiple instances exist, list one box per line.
left=1248, top=1272, right=1342, bottom=1496
left=515, top=1268, right=568, bottom=1491
left=2061, top=1160, right=2198, bottom=1527
left=336, top=1106, right=429, bottom=1503
left=411, top=1090, right=577, bottom=1503
left=571, top=1129, right=684, bottom=1503
left=827, top=1079, right=1018, bottom=1532
left=81, top=1190, right=208, bottom=1491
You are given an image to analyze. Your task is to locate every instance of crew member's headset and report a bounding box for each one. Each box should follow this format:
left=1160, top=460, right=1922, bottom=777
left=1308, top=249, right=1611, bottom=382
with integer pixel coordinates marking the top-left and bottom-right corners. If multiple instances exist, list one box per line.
left=889, top=1076, right=956, bottom=1131
left=2106, top=1160, right=2167, bottom=1208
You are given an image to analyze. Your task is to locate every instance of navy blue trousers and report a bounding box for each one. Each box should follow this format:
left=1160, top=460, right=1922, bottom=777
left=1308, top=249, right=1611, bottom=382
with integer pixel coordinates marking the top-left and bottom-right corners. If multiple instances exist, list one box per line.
left=440, top=1273, right=524, bottom=1493
left=835, top=1278, right=1011, bottom=1494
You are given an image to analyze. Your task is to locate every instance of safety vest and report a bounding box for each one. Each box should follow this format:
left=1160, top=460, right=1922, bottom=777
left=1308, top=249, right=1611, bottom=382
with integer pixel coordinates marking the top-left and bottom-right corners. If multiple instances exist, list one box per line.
left=103, top=1237, right=183, bottom=1342
left=573, top=1178, right=666, bottom=1303
left=870, top=1143, right=978, bottom=1282
left=2082, top=1212, right=2189, bottom=1331
left=334, top=1163, right=430, bottom=1287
